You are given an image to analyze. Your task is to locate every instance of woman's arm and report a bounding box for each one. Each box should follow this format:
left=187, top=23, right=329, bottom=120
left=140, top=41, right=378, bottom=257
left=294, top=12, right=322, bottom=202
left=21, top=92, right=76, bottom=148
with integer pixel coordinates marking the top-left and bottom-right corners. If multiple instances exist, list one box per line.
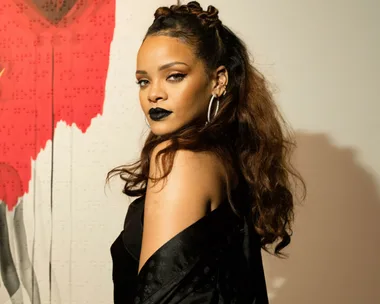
left=138, top=141, right=225, bottom=274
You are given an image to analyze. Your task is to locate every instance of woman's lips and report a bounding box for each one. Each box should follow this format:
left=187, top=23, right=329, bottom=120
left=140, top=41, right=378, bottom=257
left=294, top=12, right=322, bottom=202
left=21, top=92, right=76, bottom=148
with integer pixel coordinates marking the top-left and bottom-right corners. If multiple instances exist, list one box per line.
left=148, top=107, right=172, bottom=121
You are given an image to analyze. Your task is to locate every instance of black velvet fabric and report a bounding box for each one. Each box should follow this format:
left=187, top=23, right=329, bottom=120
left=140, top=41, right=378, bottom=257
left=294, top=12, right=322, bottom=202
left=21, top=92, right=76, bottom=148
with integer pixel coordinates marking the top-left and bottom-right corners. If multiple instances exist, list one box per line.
left=110, top=196, right=269, bottom=303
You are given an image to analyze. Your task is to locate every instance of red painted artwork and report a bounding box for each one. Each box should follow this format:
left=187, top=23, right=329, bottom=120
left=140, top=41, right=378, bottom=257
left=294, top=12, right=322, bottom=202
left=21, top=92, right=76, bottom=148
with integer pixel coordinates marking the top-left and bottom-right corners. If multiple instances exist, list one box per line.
left=0, top=0, right=115, bottom=302
left=0, top=0, right=115, bottom=209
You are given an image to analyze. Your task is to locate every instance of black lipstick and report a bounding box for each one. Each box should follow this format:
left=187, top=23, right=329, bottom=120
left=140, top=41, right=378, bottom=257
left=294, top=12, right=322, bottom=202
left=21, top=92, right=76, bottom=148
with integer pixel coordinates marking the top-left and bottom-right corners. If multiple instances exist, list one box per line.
left=148, top=107, right=172, bottom=121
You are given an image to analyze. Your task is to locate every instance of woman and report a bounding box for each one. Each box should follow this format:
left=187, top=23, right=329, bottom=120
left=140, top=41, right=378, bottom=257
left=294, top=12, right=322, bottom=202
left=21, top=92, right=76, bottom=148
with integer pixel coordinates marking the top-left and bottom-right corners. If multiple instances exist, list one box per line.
left=108, top=1, right=304, bottom=303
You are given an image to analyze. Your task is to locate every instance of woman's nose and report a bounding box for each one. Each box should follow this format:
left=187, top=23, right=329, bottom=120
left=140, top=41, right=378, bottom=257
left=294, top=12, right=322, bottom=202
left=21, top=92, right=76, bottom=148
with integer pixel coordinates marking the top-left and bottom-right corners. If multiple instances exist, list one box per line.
left=147, top=82, right=167, bottom=103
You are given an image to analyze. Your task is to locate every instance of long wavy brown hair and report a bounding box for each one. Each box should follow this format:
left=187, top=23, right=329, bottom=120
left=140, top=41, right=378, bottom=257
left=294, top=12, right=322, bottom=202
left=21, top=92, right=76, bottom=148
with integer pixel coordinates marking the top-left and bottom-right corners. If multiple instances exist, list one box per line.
left=107, top=1, right=305, bottom=257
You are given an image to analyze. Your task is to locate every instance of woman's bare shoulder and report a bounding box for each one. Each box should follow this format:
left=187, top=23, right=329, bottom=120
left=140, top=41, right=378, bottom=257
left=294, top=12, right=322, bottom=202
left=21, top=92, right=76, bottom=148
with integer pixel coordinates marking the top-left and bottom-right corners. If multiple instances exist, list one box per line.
left=138, top=141, right=226, bottom=273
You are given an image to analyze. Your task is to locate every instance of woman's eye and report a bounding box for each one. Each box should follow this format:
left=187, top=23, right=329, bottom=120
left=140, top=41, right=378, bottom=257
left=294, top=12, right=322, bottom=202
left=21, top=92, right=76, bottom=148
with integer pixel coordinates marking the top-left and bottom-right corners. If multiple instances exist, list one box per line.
left=167, top=73, right=186, bottom=82
left=136, top=79, right=149, bottom=87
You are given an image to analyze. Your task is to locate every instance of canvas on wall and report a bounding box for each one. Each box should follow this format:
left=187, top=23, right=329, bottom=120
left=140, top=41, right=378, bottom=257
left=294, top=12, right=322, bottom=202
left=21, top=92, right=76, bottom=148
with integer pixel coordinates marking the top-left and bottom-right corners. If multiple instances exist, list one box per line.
left=0, top=1, right=116, bottom=303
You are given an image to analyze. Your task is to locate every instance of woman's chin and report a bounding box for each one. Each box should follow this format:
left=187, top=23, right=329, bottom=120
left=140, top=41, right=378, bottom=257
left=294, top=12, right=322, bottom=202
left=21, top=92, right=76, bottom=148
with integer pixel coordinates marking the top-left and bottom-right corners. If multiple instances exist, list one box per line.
left=150, top=122, right=178, bottom=136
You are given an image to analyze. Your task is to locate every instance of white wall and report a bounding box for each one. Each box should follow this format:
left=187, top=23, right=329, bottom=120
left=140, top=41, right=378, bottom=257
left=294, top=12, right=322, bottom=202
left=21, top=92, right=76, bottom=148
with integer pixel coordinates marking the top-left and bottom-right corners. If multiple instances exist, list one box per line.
left=209, top=0, right=380, bottom=303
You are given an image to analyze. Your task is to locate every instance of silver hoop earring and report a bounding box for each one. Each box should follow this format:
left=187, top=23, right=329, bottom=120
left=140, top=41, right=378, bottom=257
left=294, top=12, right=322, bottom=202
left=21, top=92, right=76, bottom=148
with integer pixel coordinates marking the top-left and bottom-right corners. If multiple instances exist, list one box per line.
left=207, top=94, right=220, bottom=124
left=145, top=116, right=150, bottom=128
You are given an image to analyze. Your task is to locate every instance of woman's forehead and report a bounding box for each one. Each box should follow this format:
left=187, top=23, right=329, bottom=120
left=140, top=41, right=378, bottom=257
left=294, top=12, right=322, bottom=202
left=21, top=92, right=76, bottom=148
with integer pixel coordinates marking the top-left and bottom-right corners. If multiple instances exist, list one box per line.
left=137, top=36, right=197, bottom=67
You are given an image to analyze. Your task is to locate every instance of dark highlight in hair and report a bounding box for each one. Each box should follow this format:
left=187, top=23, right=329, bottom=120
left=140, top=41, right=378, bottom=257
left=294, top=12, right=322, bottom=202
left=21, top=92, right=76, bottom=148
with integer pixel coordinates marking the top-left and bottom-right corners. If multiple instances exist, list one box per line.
left=107, top=1, right=305, bottom=257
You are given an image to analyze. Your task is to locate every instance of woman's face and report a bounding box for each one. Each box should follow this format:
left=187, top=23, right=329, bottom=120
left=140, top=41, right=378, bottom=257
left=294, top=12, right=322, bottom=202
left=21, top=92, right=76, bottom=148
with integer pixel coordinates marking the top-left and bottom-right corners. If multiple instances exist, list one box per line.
left=136, top=35, right=219, bottom=135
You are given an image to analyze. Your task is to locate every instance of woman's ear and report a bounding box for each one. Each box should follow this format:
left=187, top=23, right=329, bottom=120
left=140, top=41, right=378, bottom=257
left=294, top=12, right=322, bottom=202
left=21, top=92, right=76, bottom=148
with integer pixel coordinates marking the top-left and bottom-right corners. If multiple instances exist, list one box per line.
left=212, top=65, right=228, bottom=97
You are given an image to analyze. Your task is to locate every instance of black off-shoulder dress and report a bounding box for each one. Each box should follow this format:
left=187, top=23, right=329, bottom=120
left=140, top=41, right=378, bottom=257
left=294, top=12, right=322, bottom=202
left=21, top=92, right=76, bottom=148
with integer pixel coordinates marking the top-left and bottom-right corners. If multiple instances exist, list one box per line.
left=111, top=195, right=269, bottom=303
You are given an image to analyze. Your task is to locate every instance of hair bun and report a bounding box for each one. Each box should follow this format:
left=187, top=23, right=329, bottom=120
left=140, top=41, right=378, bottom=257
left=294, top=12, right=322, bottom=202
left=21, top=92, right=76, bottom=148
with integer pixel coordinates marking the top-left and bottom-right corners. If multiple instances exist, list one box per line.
left=154, top=7, right=173, bottom=19
left=154, top=1, right=221, bottom=29
left=196, top=4, right=221, bottom=28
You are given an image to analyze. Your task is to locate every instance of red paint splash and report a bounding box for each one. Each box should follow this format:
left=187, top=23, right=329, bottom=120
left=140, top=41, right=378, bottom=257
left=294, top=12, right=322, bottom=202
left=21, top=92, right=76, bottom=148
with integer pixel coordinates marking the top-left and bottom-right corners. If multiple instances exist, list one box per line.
left=0, top=0, right=116, bottom=210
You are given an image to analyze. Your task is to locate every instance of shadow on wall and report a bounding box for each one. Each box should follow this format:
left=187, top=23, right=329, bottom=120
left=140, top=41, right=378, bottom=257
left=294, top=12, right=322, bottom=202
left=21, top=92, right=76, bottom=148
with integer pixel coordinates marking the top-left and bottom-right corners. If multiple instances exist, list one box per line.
left=264, top=132, right=380, bottom=304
